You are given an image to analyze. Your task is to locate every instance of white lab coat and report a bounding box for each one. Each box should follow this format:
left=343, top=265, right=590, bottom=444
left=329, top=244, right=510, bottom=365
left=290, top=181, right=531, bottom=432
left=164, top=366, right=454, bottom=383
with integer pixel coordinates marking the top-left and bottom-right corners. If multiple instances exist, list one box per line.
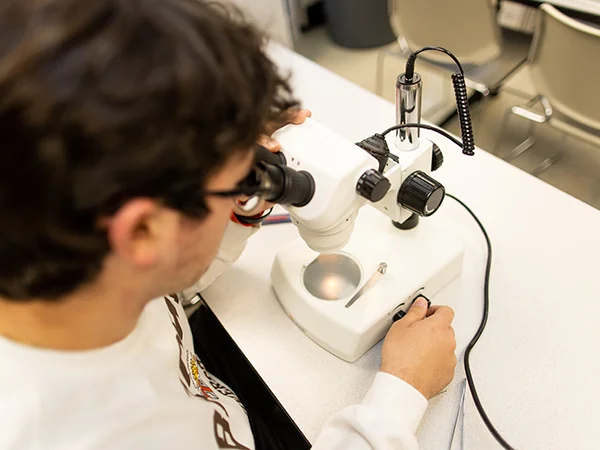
left=0, top=222, right=428, bottom=450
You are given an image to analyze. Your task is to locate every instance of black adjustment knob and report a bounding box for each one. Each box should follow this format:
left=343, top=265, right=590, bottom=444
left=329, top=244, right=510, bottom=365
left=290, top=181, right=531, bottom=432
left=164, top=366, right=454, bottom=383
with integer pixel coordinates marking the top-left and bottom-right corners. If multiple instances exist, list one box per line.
left=356, top=169, right=391, bottom=202
left=431, top=144, right=444, bottom=171
left=392, top=310, right=406, bottom=322
left=398, top=171, right=445, bottom=217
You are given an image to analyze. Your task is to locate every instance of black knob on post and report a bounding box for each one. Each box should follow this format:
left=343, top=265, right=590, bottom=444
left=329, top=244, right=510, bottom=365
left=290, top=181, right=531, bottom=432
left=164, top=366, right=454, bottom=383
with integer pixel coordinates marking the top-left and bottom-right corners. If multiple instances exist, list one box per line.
left=431, top=144, right=444, bottom=171
left=398, top=171, right=445, bottom=217
left=356, top=169, right=391, bottom=202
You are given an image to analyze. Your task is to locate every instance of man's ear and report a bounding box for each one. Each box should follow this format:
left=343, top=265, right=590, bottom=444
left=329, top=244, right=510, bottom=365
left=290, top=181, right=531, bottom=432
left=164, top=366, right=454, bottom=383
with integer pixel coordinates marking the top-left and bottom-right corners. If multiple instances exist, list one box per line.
left=105, top=199, right=168, bottom=268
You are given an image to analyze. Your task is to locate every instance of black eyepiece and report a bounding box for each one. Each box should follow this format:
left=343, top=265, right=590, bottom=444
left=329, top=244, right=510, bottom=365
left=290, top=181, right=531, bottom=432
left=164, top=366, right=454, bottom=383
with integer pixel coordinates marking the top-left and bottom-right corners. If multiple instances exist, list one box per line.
left=253, top=145, right=315, bottom=207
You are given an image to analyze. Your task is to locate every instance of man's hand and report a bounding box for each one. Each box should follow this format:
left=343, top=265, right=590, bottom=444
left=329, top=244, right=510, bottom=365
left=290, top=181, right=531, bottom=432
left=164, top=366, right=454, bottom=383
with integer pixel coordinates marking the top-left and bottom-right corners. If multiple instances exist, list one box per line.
left=233, top=108, right=312, bottom=217
left=381, top=297, right=457, bottom=399
left=257, top=108, right=312, bottom=153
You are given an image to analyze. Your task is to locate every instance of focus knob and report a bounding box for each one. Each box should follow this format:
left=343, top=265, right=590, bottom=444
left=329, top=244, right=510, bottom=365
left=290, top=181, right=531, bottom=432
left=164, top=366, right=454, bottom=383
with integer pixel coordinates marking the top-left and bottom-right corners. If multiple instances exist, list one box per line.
left=356, top=169, right=391, bottom=202
left=431, top=144, right=444, bottom=171
left=398, top=171, right=445, bottom=217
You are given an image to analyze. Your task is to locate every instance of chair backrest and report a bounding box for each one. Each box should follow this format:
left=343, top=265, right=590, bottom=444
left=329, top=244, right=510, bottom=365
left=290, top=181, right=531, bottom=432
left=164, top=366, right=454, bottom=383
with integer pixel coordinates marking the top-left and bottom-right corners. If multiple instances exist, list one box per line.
left=390, top=0, right=502, bottom=65
left=529, top=4, right=600, bottom=130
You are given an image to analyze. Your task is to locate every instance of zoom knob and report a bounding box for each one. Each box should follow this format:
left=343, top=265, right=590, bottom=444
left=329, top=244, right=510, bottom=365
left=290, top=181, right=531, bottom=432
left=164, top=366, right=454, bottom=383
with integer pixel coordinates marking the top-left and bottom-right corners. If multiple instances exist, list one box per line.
left=356, top=169, right=391, bottom=202
left=398, top=171, right=445, bottom=216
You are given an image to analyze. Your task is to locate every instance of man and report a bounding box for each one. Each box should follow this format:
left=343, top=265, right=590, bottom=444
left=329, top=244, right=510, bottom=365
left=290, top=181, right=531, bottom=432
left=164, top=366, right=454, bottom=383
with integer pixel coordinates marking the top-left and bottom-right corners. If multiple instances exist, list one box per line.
left=0, top=0, right=457, bottom=449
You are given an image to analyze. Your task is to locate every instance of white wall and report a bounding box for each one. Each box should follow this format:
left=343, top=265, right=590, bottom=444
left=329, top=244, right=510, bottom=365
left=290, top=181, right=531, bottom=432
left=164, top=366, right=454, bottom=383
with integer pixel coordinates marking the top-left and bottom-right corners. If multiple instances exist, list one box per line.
left=227, top=0, right=295, bottom=46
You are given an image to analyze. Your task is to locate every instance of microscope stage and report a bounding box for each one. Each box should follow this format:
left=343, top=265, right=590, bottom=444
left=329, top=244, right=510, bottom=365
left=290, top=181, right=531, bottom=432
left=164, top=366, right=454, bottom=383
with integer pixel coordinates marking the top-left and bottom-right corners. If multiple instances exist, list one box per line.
left=271, top=207, right=463, bottom=362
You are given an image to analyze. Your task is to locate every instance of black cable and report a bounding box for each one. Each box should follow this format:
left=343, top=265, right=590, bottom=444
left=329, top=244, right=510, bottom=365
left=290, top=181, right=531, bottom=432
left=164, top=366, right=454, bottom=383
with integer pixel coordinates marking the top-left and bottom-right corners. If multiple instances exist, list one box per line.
left=379, top=123, right=465, bottom=150
left=389, top=45, right=502, bottom=444
left=405, top=46, right=465, bottom=81
left=446, top=194, right=516, bottom=450
left=402, top=46, right=476, bottom=156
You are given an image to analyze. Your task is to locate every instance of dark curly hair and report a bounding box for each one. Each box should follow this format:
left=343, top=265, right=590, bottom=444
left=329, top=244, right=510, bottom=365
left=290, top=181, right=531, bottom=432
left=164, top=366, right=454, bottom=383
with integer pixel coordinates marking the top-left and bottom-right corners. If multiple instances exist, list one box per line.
left=0, top=0, right=298, bottom=300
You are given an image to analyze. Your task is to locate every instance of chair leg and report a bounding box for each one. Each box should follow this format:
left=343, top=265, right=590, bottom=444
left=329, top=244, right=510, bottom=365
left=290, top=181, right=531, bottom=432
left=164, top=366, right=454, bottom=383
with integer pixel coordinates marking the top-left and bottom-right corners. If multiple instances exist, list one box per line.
left=524, top=95, right=544, bottom=110
left=506, top=136, right=537, bottom=161
left=505, top=119, right=537, bottom=161
left=495, top=95, right=566, bottom=177
left=497, top=95, right=552, bottom=162
left=532, top=132, right=565, bottom=176
left=498, top=112, right=536, bottom=161
left=532, top=151, right=554, bottom=175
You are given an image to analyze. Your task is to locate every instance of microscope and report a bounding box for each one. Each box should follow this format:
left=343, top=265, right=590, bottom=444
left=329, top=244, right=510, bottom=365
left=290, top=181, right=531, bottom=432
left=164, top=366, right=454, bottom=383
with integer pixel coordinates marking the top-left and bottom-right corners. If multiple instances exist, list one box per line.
left=241, top=48, right=475, bottom=362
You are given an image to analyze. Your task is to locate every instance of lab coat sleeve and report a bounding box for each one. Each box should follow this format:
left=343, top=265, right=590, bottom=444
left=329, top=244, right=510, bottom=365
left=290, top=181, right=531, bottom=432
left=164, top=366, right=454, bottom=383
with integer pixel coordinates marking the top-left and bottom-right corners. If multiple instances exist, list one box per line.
left=311, top=371, right=428, bottom=450
left=182, top=221, right=260, bottom=298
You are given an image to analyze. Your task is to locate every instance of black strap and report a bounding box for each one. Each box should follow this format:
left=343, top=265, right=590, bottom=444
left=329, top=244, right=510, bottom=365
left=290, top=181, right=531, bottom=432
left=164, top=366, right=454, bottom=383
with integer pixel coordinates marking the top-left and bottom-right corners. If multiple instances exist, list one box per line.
left=233, top=207, right=273, bottom=225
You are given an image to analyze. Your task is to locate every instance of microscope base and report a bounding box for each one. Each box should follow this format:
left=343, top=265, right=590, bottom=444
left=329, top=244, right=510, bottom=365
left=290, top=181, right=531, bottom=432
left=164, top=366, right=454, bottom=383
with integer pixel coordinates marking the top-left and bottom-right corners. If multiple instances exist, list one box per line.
left=271, top=207, right=463, bottom=362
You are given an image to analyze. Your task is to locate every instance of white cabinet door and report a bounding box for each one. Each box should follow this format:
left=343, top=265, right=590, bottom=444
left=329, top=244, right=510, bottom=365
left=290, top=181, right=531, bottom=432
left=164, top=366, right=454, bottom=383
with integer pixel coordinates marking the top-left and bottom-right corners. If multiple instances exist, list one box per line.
left=228, top=0, right=295, bottom=47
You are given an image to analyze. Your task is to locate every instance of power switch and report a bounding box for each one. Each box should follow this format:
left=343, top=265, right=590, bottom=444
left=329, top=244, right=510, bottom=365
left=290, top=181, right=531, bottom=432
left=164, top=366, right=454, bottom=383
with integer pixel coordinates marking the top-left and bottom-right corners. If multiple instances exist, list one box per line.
left=412, top=294, right=431, bottom=309
left=392, top=310, right=406, bottom=322
left=393, top=295, right=431, bottom=322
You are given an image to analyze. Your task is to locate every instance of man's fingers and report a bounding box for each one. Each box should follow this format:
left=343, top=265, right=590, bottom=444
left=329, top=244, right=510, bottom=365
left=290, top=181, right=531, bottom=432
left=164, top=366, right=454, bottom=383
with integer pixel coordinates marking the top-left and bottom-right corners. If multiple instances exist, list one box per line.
left=400, top=296, right=429, bottom=325
left=287, top=108, right=312, bottom=124
left=259, top=108, right=312, bottom=151
left=426, top=305, right=445, bottom=317
left=257, top=135, right=280, bottom=152
left=426, top=306, right=455, bottom=326
left=264, top=108, right=312, bottom=134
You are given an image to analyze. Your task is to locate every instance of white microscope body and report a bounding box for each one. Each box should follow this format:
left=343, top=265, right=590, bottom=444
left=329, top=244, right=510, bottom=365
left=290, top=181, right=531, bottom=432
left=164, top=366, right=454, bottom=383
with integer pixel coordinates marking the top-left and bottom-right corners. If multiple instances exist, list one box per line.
left=269, top=118, right=464, bottom=362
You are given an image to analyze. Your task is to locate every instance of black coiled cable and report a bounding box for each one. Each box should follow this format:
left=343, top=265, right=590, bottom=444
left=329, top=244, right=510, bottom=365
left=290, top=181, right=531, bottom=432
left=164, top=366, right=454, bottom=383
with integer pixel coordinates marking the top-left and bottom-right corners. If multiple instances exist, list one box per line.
left=451, top=73, right=475, bottom=156
left=404, top=47, right=475, bottom=156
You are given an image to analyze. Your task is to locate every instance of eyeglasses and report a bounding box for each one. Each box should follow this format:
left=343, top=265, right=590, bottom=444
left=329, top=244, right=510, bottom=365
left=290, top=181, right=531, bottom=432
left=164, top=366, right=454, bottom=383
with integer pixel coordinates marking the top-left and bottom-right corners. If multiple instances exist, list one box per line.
left=201, top=148, right=315, bottom=210
left=202, top=165, right=276, bottom=213
left=201, top=165, right=273, bottom=199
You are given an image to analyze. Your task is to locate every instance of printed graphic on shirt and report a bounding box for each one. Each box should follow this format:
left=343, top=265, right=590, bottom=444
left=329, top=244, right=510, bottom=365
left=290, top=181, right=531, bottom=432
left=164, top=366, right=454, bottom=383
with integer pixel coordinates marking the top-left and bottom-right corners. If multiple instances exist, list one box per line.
left=200, top=358, right=246, bottom=413
left=187, top=350, right=220, bottom=401
left=164, top=294, right=250, bottom=450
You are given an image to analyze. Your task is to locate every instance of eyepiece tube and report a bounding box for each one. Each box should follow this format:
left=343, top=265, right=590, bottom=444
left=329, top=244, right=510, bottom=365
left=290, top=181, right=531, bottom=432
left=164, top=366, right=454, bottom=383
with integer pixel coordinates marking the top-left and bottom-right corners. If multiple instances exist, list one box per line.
left=254, top=144, right=286, bottom=165
left=262, top=164, right=315, bottom=207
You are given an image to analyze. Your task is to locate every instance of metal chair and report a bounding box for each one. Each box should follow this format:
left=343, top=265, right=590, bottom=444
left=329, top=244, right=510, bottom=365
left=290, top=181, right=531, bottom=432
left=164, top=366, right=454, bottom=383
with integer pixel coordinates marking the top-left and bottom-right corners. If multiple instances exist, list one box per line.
left=376, top=0, right=532, bottom=121
left=496, top=4, right=600, bottom=175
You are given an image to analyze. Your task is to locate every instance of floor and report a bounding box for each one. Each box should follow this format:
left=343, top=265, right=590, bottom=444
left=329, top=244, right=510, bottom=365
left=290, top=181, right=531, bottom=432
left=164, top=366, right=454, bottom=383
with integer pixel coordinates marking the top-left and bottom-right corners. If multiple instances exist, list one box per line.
left=295, top=27, right=600, bottom=210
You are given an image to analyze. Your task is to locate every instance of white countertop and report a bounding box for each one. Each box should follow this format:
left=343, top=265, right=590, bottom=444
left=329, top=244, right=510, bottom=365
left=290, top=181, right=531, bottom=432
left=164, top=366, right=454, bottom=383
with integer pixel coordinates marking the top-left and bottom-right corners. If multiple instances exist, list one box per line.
left=531, top=0, right=600, bottom=16
left=203, top=44, right=600, bottom=449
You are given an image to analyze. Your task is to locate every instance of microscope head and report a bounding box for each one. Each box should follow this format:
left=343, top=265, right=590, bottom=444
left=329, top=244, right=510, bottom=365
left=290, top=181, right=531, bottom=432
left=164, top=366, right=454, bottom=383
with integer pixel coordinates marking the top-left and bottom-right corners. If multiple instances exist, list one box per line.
left=272, top=119, right=378, bottom=253
left=272, top=118, right=445, bottom=253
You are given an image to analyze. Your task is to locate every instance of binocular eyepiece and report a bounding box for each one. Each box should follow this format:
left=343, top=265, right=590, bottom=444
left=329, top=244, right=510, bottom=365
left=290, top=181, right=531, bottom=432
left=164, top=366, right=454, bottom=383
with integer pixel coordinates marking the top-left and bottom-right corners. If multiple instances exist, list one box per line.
left=239, top=145, right=315, bottom=208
